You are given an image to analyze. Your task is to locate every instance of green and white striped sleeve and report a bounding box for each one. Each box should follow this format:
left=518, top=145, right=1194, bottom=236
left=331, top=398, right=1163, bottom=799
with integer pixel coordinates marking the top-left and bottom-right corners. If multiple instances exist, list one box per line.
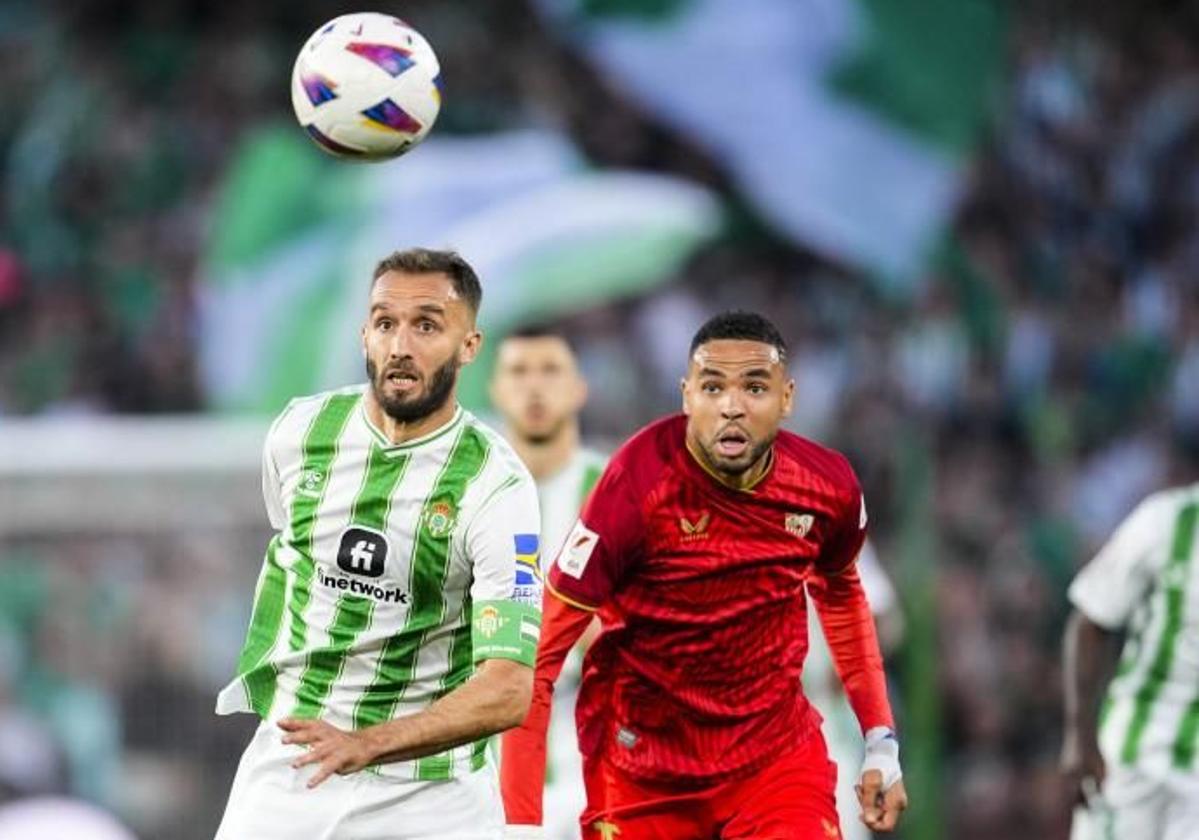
left=463, top=473, right=542, bottom=667
left=1069, top=492, right=1174, bottom=629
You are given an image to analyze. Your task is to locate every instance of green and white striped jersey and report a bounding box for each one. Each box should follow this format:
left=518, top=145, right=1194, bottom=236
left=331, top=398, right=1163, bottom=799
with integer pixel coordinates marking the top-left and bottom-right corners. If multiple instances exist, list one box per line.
left=535, top=447, right=606, bottom=565
left=216, top=386, right=542, bottom=781
left=1069, top=485, right=1199, bottom=779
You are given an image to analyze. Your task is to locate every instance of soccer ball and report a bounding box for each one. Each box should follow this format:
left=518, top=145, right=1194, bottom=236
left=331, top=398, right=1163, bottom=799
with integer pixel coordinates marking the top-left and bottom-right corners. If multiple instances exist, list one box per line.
left=290, top=12, right=441, bottom=161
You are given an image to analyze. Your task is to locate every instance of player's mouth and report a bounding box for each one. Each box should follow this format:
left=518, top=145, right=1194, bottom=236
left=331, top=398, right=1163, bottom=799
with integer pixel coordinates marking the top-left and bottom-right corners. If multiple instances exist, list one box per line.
left=384, top=368, right=421, bottom=393
left=714, top=429, right=749, bottom=458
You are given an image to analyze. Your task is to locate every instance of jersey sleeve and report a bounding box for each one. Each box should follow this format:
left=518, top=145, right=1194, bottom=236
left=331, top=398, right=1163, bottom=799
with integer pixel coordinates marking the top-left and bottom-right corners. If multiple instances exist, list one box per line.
left=546, top=461, right=645, bottom=611
left=463, top=475, right=543, bottom=667
left=1068, top=493, right=1173, bottom=629
left=262, top=409, right=288, bottom=531
left=817, top=468, right=868, bottom=576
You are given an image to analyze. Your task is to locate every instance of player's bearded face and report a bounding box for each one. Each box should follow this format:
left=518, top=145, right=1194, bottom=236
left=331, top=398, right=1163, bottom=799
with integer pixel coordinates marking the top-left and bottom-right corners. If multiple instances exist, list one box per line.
left=367, top=350, right=459, bottom=423
left=682, top=339, right=795, bottom=479
left=362, top=270, right=481, bottom=426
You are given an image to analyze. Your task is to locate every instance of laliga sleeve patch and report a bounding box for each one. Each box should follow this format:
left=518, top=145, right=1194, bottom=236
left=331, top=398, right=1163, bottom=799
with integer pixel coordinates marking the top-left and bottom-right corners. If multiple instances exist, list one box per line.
left=556, top=520, right=599, bottom=580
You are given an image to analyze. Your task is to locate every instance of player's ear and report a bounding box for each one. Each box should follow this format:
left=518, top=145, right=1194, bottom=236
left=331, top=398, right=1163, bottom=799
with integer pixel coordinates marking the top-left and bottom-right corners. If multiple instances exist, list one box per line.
left=360, top=324, right=368, bottom=358
left=680, top=376, right=692, bottom=415
left=459, top=329, right=483, bottom=366
left=781, top=377, right=795, bottom=417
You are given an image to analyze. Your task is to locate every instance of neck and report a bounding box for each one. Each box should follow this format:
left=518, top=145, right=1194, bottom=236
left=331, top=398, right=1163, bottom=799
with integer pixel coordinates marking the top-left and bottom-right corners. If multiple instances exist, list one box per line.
left=685, top=435, right=773, bottom=492
left=364, top=389, right=458, bottom=445
left=507, top=421, right=580, bottom=481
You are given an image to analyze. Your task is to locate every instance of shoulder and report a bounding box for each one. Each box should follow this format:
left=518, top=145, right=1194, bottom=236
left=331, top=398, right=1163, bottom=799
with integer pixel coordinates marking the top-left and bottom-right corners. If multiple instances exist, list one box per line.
left=462, top=412, right=535, bottom=490
left=578, top=445, right=610, bottom=472
left=272, top=386, right=366, bottom=439
left=775, top=430, right=859, bottom=493
left=605, top=415, right=686, bottom=490
left=1119, top=485, right=1198, bottom=535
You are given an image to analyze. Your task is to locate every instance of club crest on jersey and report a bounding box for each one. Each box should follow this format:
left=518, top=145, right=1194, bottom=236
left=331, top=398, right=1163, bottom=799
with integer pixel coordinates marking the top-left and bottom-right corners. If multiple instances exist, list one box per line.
left=423, top=500, right=457, bottom=538
left=679, top=511, right=710, bottom=540
left=475, top=604, right=506, bottom=639
left=785, top=512, right=815, bottom=539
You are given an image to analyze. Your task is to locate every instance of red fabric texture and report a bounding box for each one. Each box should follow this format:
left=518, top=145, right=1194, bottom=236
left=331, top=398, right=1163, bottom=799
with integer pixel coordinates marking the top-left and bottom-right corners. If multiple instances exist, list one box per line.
left=579, top=731, right=842, bottom=840
left=807, top=565, right=895, bottom=732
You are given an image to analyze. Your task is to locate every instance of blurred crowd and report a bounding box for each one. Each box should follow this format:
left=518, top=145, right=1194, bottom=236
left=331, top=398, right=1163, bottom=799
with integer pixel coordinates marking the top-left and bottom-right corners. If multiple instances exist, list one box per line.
left=2, top=1, right=1199, bottom=838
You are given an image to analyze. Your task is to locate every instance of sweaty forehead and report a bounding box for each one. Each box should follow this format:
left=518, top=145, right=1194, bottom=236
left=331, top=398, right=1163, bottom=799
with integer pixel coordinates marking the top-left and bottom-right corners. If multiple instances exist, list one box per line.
left=690, top=339, right=783, bottom=373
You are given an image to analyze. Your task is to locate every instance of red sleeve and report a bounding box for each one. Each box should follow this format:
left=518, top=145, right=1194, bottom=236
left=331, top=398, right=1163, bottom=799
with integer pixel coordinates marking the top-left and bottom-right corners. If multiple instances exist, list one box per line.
left=500, top=594, right=594, bottom=826
left=807, top=562, right=895, bottom=733
left=816, top=468, right=868, bottom=576
left=547, top=460, right=645, bottom=609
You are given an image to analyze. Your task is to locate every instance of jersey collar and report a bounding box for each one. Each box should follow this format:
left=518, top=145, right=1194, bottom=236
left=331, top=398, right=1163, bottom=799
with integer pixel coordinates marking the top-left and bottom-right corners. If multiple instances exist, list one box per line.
left=360, top=399, right=465, bottom=451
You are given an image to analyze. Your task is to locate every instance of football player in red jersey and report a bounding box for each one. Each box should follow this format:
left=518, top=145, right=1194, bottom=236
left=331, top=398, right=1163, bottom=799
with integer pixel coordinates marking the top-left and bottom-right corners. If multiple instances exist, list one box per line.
left=501, top=311, right=907, bottom=840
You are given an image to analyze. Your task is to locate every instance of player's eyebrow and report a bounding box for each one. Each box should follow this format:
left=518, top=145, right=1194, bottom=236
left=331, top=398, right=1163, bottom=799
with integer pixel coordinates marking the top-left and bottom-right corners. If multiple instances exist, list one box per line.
left=740, top=368, right=773, bottom=379
left=698, top=367, right=729, bottom=378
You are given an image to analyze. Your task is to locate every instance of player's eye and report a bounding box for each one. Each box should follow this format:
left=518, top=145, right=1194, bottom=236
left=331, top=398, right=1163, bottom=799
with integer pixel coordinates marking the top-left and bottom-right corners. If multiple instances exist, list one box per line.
left=747, top=383, right=768, bottom=395
left=416, top=319, right=439, bottom=333
left=702, top=382, right=722, bottom=394
left=376, top=318, right=393, bottom=331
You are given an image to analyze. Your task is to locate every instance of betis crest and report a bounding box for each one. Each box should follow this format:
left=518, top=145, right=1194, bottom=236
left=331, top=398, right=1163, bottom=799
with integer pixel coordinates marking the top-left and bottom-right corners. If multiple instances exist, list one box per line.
left=424, top=499, right=457, bottom=538
left=475, top=605, right=506, bottom=639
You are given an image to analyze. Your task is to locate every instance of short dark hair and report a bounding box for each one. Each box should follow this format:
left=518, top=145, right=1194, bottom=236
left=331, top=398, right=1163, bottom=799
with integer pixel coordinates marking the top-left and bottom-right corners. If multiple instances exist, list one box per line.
left=501, top=323, right=575, bottom=351
left=372, top=248, right=482, bottom=313
left=689, top=310, right=787, bottom=359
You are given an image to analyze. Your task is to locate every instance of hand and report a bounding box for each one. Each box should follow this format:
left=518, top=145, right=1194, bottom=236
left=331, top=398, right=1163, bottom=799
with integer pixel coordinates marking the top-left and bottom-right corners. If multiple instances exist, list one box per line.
left=856, top=771, right=908, bottom=832
left=1060, top=730, right=1106, bottom=808
left=504, top=826, right=545, bottom=839
left=856, top=727, right=907, bottom=832
left=277, top=717, right=377, bottom=788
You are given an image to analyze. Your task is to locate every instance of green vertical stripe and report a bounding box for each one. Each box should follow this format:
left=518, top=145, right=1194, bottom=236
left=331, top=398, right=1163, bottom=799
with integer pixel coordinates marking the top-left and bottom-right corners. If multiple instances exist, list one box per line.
left=354, top=425, right=491, bottom=733
left=234, top=395, right=356, bottom=717
left=286, top=394, right=360, bottom=654
left=580, top=461, right=603, bottom=506
left=238, top=537, right=287, bottom=716
left=291, top=444, right=411, bottom=718
left=1121, top=502, right=1198, bottom=764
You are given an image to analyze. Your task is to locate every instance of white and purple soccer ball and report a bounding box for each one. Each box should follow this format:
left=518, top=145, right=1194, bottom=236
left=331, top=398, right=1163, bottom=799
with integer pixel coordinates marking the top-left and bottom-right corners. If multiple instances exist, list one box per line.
left=290, top=12, right=441, bottom=161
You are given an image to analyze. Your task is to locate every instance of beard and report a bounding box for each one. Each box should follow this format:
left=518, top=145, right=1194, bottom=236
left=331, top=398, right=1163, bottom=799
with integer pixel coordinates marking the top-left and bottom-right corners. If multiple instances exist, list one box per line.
left=704, top=433, right=774, bottom=476
left=367, top=353, right=459, bottom=424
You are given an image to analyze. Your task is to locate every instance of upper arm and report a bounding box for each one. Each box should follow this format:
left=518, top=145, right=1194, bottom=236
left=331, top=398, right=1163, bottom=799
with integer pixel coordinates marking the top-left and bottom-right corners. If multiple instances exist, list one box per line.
left=463, top=474, right=543, bottom=667
left=261, top=408, right=291, bottom=530
left=547, top=461, right=645, bottom=610
left=817, top=466, right=868, bottom=577
left=1069, top=494, right=1173, bottom=629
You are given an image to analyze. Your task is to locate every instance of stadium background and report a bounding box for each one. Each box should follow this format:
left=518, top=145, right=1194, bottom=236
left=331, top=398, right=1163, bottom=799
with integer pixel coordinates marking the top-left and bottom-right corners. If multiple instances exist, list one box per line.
left=0, top=0, right=1196, bottom=838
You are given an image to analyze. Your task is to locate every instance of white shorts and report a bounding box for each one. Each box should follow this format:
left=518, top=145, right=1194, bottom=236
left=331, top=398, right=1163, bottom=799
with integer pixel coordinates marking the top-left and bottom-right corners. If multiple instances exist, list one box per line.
left=215, top=721, right=503, bottom=840
left=1070, top=765, right=1199, bottom=840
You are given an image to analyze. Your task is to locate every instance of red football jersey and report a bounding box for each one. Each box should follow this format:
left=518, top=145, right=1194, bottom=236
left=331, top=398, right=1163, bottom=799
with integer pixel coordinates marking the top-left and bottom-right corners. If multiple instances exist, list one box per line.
left=546, top=415, right=870, bottom=785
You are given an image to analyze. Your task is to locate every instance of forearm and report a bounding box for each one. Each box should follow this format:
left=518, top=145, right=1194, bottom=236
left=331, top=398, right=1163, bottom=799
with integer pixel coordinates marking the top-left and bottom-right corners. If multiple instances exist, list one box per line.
left=1063, top=610, right=1121, bottom=740
left=810, top=566, right=894, bottom=732
left=362, top=660, right=531, bottom=766
left=501, top=593, right=596, bottom=825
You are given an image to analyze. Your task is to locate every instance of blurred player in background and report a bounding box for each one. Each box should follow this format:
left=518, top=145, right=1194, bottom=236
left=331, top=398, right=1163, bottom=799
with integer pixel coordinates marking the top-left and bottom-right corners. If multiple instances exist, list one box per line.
left=489, top=327, right=607, bottom=839
left=1062, top=486, right=1199, bottom=839
left=504, top=311, right=907, bottom=839
left=804, top=543, right=904, bottom=840
left=214, top=248, right=540, bottom=840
